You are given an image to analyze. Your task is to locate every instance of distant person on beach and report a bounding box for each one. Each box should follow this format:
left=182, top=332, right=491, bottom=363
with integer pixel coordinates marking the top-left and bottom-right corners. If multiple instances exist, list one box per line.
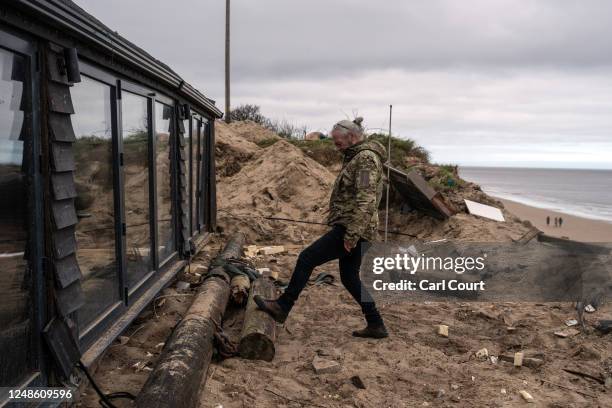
left=554, top=217, right=558, bottom=227
left=559, top=217, right=563, bottom=228
left=546, top=216, right=550, bottom=226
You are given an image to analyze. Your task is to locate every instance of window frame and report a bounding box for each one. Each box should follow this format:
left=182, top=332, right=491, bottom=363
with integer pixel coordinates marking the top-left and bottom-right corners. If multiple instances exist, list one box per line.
left=75, top=62, right=182, bottom=350
left=0, top=27, right=46, bottom=395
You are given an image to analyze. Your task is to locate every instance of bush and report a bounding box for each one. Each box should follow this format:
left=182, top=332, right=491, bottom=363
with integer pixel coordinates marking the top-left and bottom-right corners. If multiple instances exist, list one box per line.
left=229, top=104, right=308, bottom=139
left=368, top=133, right=430, bottom=167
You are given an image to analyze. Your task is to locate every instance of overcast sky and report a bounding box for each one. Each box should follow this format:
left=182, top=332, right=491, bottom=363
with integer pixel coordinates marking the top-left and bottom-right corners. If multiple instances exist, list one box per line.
left=74, top=0, right=612, bottom=169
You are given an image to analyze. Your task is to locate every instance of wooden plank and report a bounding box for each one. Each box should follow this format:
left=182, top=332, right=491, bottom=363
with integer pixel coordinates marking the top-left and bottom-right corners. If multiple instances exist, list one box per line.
left=51, top=142, right=75, bottom=172
left=49, top=112, right=76, bottom=142
left=48, top=82, right=74, bottom=114
left=51, top=199, right=78, bottom=230
left=52, top=226, right=77, bottom=259
left=54, top=254, right=82, bottom=289
left=55, top=280, right=85, bottom=316
left=51, top=171, right=77, bottom=200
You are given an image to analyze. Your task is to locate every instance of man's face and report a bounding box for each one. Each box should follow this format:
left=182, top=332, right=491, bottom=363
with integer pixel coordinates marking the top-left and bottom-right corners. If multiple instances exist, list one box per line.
left=331, top=129, right=357, bottom=151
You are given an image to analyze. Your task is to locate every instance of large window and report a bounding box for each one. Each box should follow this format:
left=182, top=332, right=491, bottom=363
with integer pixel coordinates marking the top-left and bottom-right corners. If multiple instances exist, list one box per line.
left=122, top=91, right=152, bottom=288
left=191, top=116, right=200, bottom=234
left=71, top=75, right=119, bottom=330
left=0, top=45, right=33, bottom=387
left=155, top=101, right=174, bottom=263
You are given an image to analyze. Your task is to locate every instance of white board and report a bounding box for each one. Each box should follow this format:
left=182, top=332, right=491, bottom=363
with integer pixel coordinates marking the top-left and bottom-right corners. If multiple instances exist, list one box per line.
left=464, top=199, right=505, bottom=222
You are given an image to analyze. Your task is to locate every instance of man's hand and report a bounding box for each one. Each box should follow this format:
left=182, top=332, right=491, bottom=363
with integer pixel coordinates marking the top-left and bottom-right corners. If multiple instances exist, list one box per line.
left=344, top=240, right=356, bottom=252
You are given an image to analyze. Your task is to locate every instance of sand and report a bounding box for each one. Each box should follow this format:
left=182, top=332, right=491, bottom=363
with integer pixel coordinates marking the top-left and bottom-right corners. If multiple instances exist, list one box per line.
left=79, top=121, right=612, bottom=407
left=500, top=198, right=612, bottom=243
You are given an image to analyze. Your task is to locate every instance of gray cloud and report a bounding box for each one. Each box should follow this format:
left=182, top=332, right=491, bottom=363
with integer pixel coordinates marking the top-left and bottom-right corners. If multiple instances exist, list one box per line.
left=74, top=0, right=612, bottom=168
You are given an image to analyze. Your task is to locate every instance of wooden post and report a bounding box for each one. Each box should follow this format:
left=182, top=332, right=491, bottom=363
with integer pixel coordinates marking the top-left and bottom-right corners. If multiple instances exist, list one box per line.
left=224, top=0, right=231, bottom=123
left=238, top=277, right=277, bottom=361
left=136, top=233, right=245, bottom=408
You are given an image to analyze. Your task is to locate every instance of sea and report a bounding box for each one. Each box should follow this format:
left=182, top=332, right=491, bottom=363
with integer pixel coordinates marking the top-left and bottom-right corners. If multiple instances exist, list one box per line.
left=458, top=167, right=612, bottom=224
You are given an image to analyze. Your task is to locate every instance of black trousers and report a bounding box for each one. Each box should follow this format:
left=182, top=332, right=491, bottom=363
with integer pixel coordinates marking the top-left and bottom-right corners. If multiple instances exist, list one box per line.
left=277, top=225, right=383, bottom=325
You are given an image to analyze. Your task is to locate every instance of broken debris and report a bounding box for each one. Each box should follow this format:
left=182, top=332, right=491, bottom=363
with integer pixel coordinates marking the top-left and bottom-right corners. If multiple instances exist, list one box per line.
left=312, top=355, right=341, bottom=374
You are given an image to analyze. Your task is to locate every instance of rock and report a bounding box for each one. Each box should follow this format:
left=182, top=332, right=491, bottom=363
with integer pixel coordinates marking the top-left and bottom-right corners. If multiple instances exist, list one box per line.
left=450, top=395, right=461, bottom=402
left=118, top=335, right=129, bottom=345
left=585, top=304, right=596, bottom=313
left=436, top=389, right=446, bottom=398
left=514, top=352, right=524, bottom=367
left=259, top=246, right=286, bottom=255
left=437, top=324, right=449, bottom=337
left=176, top=281, right=191, bottom=292
left=476, top=348, right=488, bottom=359
left=490, top=356, right=498, bottom=364
left=312, top=355, right=341, bottom=374
left=554, top=328, right=580, bottom=338
left=565, top=319, right=578, bottom=327
left=500, top=388, right=506, bottom=394
left=499, top=354, right=543, bottom=368
left=450, top=384, right=459, bottom=390
left=519, top=390, right=534, bottom=403
left=350, top=375, right=366, bottom=389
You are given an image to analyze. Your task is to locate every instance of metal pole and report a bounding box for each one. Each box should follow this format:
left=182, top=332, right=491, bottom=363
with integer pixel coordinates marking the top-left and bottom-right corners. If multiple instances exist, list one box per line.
left=384, top=105, right=392, bottom=243
left=224, top=0, right=231, bottom=123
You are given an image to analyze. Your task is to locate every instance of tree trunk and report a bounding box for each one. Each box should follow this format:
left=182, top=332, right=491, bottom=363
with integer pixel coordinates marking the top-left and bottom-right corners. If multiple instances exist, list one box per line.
left=238, top=277, right=277, bottom=361
left=230, top=274, right=250, bottom=305
left=136, top=233, right=245, bottom=408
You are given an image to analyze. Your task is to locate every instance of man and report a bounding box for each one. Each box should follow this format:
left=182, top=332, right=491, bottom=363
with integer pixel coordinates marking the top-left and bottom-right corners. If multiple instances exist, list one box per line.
left=254, top=117, right=388, bottom=338
left=546, top=216, right=550, bottom=226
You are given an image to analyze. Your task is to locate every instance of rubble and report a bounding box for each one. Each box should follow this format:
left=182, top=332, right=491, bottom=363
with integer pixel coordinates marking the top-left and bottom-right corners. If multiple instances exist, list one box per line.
left=312, top=355, right=341, bottom=374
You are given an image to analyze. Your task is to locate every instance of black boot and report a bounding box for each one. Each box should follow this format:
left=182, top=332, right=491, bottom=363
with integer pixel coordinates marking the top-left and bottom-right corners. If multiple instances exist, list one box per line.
left=254, top=295, right=288, bottom=324
left=352, top=322, right=389, bottom=339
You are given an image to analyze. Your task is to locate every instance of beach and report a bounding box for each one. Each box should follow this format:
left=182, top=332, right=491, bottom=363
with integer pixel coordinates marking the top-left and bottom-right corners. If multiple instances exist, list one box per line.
left=500, top=198, right=612, bottom=243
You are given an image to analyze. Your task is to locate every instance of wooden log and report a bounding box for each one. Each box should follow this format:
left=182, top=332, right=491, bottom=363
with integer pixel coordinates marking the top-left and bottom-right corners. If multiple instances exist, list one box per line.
left=238, top=277, right=277, bottom=361
left=230, top=274, right=250, bottom=305
left=136, top=233, right=245, bottom=408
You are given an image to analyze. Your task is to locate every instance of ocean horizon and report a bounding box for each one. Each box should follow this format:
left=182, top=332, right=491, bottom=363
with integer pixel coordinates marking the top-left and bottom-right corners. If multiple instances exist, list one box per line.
left=459, top=166, right=612, bottom=224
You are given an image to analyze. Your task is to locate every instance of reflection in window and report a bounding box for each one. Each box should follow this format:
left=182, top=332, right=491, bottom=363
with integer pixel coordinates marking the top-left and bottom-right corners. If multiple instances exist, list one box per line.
left=199, top=118, right=209, bottom=227
left=183, top=119, right=191, bottom=235
left=122, top=91, right=152, bottom=287
left=0, top=47, right=32, bottom=387
left=72, top=76, right=119, bottom=330
left=156, top=102, right=174, bottom=263
left=191, top=117, right=200, bottom=234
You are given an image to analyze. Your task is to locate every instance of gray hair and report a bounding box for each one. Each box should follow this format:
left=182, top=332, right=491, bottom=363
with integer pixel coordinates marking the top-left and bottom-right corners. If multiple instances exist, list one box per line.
left=332, top=117, right=365, bottom=139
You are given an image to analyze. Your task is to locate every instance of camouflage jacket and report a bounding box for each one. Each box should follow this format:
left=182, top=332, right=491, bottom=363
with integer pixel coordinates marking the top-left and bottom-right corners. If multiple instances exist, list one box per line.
left=327, top=139, right=386, bottom=244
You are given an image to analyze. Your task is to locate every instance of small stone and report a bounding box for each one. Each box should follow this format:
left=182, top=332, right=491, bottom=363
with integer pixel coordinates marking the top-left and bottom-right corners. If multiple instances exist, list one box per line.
left=519, top=390, right=534, bottom=403
left=118, top=335, right=129, bottom=345
left=476, top=348, right=488, bottom=359
left=585, top=304, right=596, bottom=313
left=565, top=319, right=578, bottom=327
left=471, top=376, right=475, bottom=382
left=450, top=384, right=459, bottom=390
left=176, top=281, right=190, bottom=292
left=514, top=352, right=524, bottom=367
left=451, top=395, right=461, bottom=402
left=312, top=355, right=341, bottom=374
left=350, top=375, right=366, bottom=389
left=490, top=356, right=498, bottom=364
left=436, top=389, right=445, bottom=398
left=500, top=388, right=507, bottom=394
left=437, top=325, right=449, bottom=337
left=554, top=328, right=580, bottom=338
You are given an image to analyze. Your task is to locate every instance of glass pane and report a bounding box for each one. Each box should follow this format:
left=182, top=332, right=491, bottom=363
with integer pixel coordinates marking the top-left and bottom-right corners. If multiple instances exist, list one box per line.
left=199, top=118, right=208, bottom=227
left=155, top=102, right=174, bottom=263
left=71, top=75, right=119, bottom=330
left=191, top=117, right=200, bottom=234
left=183, top=119, right=191, bottom=236
left=0, top=47, right=32, bottom=387
left=122, top=91, right=152, bottom=287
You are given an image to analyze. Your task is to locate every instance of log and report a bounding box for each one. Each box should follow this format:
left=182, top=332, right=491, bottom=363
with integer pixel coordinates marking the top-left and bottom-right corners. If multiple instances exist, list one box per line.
left=238, top=277, right=277, bottom=361
left=136, top=233, right=245, bottom=408
left=230, top=274, right=250, bottom=305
